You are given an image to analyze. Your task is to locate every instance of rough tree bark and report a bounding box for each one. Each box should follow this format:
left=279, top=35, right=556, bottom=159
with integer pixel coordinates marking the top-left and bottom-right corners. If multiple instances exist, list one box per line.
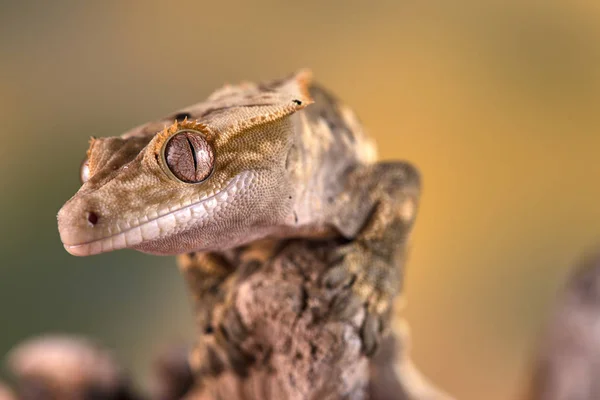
left=181, top=238, right=451, bottom=400
left=8, top=245, right=600, bottom=400
left=4, top=238, right=451, bottom=400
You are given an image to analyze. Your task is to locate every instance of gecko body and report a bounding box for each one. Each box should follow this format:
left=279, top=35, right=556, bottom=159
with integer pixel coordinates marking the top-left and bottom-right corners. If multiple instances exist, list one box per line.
left=57, top=71, right=425, bottom=397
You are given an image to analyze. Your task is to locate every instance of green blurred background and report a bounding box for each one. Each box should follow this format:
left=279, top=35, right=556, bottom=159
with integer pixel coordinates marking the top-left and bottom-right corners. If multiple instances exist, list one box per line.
left=1, top=1, right=599, bottom=399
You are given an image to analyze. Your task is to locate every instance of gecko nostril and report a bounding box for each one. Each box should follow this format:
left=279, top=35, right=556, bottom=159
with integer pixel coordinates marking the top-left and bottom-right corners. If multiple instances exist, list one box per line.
left=86, top=211, right=99, bottom=226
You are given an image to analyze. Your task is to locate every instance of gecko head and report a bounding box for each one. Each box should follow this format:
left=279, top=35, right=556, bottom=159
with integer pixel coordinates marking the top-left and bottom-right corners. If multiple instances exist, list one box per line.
left=57, top=71, right=313, bottom=256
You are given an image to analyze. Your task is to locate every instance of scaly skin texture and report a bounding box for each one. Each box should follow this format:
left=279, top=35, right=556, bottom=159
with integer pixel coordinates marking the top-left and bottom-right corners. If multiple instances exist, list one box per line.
left=57, top=70, right=420, bottom=333
left=56, top=70, right=438, bottom=399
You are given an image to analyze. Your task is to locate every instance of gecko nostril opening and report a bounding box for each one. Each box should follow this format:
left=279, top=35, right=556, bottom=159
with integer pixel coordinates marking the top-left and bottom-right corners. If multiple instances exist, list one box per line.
left=86, top=211, right=99, bottom=226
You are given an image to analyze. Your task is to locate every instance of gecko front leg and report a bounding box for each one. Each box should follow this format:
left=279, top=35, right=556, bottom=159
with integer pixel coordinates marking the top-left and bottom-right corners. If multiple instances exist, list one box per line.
left=325, top=161, right=421, bottom=355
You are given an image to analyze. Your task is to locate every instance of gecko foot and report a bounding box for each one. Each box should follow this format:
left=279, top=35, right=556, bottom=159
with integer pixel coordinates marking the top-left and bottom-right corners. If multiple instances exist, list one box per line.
left=323, top=243, right=399, bottom=356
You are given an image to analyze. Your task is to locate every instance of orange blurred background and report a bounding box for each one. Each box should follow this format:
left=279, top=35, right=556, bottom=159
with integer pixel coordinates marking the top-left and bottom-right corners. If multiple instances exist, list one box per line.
left=1, top=1, right=599, bottom=399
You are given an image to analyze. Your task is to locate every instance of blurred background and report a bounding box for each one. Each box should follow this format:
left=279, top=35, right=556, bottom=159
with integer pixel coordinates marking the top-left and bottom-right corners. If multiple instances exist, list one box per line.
left=1, top=1, right=599, bottom=399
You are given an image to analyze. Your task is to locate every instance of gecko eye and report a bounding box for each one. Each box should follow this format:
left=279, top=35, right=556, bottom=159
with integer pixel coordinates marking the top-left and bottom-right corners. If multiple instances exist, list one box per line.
left=163, top=130, right=214, bottom=183
left=80, top=158, right=90, bottom=184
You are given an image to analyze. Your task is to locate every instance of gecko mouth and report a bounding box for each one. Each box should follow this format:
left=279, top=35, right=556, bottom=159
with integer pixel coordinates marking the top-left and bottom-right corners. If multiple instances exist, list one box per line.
left=61, top=172, right=252, bottom=256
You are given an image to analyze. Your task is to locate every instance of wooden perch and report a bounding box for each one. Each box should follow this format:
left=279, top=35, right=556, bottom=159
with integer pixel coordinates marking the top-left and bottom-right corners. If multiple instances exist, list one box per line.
left=7, top=242, right=600, bottom=400
left=180, top=238, right=451, bottom=400
left=12, top=244, right=600, bottom=399
left=4, top=238, right=451, bottom=400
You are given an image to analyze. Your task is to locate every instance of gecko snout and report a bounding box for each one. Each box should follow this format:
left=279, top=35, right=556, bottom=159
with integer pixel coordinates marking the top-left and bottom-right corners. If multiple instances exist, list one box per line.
left=57, top=197, right=110, bottom=256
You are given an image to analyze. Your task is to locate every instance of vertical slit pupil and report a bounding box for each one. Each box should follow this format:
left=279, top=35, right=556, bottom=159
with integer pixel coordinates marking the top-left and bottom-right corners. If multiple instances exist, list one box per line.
left=165, top=130, right=214, bottom=183
left=185, top=135, right=198, bottom=172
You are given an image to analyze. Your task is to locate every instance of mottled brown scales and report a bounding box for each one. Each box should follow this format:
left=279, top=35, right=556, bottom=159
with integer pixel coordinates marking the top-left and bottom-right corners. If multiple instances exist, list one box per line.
left=52, top=70, right=450, bottom=399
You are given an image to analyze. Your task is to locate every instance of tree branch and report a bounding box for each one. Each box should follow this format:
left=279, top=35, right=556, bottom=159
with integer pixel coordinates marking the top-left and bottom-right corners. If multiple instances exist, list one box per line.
left=4, top=238, right=452, bottom=400
left=184, top=239, right=451, bottom=400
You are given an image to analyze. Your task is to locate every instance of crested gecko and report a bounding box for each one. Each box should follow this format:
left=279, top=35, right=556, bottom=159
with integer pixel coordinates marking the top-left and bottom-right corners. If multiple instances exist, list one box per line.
left=57, top=70, right=439, bottom=399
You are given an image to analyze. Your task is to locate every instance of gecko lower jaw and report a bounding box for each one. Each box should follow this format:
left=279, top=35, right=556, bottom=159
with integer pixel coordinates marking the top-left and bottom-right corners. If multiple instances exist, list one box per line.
left=62, top=172, right=252, bottom=256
